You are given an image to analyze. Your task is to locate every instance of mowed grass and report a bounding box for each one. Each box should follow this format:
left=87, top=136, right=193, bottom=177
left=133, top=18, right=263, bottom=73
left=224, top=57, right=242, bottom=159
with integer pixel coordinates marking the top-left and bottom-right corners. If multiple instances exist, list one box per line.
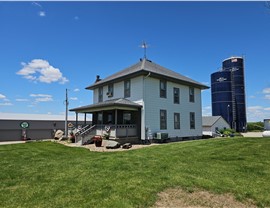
left=0, top=137, right=270, bottom=207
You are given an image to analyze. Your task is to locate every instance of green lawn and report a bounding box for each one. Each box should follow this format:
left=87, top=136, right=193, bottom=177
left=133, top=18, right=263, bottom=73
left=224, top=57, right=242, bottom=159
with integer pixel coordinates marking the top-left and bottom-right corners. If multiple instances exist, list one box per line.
left=0, top=137, right=270, bottom=207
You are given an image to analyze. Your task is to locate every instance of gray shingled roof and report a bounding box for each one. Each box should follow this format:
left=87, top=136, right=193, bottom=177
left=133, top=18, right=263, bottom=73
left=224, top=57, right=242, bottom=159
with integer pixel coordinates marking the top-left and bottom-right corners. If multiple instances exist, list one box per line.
left=70, top=98, right=142, bottom=112
left=202, top=116, right=222, bottom=127
left=86, top=59, right=209, bottom=90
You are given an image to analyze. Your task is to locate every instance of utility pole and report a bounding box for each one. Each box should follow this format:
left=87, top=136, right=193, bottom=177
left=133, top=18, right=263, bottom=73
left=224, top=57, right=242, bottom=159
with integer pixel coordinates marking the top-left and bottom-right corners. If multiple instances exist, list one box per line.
left=65, top=88, right=69, bottom=138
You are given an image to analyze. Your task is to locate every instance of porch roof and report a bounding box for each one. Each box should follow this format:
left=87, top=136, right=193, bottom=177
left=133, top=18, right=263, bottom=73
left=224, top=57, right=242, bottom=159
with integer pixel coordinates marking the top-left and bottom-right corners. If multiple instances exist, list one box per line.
left=69, top=98, right=142, bottom=113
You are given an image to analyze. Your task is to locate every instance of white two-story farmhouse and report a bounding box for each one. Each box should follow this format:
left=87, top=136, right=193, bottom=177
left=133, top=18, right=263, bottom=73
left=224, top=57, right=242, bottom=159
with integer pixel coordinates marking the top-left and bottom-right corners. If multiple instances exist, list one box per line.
left=70, top=58, right=209, bottom=143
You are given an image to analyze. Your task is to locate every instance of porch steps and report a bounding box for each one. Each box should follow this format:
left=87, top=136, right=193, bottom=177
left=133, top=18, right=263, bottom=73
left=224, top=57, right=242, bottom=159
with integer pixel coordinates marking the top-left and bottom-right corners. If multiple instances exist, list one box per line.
left=75, top=125, right=96, bottom=145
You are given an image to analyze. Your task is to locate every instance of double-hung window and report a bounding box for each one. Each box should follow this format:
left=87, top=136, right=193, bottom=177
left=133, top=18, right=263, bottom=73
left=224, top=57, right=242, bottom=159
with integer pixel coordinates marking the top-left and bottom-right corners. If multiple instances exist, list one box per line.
left=174, top=113, right=180, bottom=129
left=124, top=80, right=130, bottom=98
left=107, top=84, right=114, bottom=97
left=189, top=87, right=195, bottom=103
left=98, top=87, right=103, bottom=102
left=160, top=80, right=167, bottom=98
left=173, top=87, right=180, bottom=104
left=160, top=110, right=167, bottom=130
left=190, top=112, right=195, bottom=129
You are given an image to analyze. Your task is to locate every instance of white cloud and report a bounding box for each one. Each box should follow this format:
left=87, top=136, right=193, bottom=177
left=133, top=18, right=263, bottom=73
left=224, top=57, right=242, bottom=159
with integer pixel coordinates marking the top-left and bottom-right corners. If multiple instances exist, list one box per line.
left=202, top=106, right=212, bottom=116
left=247, top=106, right=270, bottom=122
left=32, top=2, right=42, bottom=8
left=263, top=88, right=270, bottom=94
left=247, top=106, right=263, bottom=110
left=16, top=99, right=29, bottom=102
left=17, top=59, right=69, bottom=84
left=0, top=94, right=6, bottom=99
left=30, top=94, right=51, bottom=97
left=39, top=11, right=46, bottom=17
left=30, top=94, right=53, bottom=102
left=32, top=2, right=46, bottom=17
left=0, top=103, right=13, bottom=106
left=0, top=94, right=10, bottom=103
left=202, top=82, right=209, bottom=86
left=74, top=88, right=80, bottom=92
left=264, top=94, right=270, bottom=100
left=35, top=97, right=53, bottom=102
left=70, top=97, right=78, bottom=101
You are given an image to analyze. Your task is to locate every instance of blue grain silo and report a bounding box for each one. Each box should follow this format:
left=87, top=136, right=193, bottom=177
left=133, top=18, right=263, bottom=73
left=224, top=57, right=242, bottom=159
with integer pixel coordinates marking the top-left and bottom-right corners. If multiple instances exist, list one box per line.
left=211, top=57, right=247, bottom=132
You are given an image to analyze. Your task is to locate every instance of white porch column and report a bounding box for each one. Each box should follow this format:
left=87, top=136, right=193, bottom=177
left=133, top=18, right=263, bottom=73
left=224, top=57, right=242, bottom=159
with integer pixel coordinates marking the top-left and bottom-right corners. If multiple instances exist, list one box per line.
left=115, top=109, right=117, bottom=138
left=141, top=101, right=145, bottom=140
left=75, top=112, right=78, bottom=128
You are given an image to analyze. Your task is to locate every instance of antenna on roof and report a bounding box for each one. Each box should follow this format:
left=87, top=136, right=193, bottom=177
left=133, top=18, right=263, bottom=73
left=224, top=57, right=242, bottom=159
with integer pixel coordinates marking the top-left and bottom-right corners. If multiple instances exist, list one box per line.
left=140, top=41, right=149, bottom=59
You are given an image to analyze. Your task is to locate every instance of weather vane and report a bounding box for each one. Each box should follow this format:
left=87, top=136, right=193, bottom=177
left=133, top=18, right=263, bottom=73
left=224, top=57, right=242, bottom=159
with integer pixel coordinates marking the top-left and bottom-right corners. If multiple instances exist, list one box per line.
left=140, top=41, right=149, bottom=59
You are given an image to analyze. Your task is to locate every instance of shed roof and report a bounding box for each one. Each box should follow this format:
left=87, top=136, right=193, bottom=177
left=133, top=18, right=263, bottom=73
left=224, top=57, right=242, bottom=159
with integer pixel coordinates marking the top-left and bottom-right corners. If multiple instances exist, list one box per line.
left=86, top=59, right=209, bottom=90
left=202, top=116, right=223, bottom=127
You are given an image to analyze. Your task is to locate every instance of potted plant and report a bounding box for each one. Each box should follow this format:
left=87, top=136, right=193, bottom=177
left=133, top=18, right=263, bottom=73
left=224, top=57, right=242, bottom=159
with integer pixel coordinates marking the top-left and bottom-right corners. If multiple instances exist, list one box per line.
left=102, top=132, right=110, bottom=140
left=69, top=132, right=75, bottom=143
left=103, top=125, right=111, bottom=140
left=92, top=135, right=102, bottom=147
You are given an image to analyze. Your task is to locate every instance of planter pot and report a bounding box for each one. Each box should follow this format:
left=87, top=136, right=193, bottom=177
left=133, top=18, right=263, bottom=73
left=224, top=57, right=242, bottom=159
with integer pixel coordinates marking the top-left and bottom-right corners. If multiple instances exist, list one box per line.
left=95, top=140, right=102, bottom=147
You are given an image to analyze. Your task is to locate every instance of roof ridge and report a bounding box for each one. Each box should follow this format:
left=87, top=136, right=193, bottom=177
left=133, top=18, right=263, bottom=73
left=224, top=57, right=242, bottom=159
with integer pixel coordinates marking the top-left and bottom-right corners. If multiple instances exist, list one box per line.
left=86, top=59, right=209, bottom=90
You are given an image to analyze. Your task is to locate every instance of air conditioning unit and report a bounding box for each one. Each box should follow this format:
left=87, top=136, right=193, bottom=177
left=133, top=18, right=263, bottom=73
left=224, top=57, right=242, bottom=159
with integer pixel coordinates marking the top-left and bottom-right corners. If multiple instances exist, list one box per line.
left=106, top=92, right=113, bottom=97
left=155, top=132, right=168, bottom=140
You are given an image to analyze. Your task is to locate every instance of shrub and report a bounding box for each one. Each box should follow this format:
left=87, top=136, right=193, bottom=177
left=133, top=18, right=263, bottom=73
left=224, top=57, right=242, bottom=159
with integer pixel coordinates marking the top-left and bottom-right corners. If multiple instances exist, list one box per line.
left=247, top=122, right=264, bottom=132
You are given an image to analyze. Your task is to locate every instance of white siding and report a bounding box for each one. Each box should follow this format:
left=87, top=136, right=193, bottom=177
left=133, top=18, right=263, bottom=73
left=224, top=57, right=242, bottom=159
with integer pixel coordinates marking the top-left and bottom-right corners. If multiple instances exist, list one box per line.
left=93, top=76, right=144, bottom=104
left=210, top=118, right=230, bottom=132
left=92, top=75, right=204, bottom=140
left=144, top=77, right=202, bottom=138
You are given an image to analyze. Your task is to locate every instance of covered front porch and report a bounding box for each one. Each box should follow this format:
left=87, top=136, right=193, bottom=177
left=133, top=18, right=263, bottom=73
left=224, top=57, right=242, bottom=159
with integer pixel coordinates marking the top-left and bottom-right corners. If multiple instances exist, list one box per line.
left=70, top=98, right=142, bottom=142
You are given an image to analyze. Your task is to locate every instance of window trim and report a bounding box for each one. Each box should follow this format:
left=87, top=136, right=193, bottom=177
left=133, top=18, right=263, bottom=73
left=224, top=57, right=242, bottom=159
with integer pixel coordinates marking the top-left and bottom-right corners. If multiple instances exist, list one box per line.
left=189, top=87, right=195, bottom=103
left=173, top=87, right=180, bottom=104
left=160, top=80, right=167, bottom=98
left=98, top=87, right=103, bottom=102
left=107, top=84, right=114, bottom=97
left=190, top=112, right=195, bottom=129
left=174, top=113, right=180, bottom=129
left=124, top=80, right=130, bottom=98
left=160, top=109, right=167, bottom=130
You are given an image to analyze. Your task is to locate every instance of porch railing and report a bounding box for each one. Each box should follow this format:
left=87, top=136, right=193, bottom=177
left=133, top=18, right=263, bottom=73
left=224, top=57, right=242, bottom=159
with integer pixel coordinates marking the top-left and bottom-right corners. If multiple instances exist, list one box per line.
left=75, top=125, right=96, bottom=144
left=95, top=124, right=137, bottom=138
left=116, top=125, right=137, bottom=137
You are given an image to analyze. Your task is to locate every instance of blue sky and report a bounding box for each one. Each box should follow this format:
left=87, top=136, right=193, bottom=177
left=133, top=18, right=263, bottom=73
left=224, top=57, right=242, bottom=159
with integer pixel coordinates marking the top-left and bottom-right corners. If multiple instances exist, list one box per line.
left=0, top=1, right=270, bottom=121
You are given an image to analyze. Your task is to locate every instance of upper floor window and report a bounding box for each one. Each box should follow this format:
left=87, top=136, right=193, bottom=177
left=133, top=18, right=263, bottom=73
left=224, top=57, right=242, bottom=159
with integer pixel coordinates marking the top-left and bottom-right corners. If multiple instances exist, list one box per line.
left=173, top=87, right=180, bottom=104
left=160, top=80, right=167, bottom=98
left=98, top=87, right=103, bottom=102
left=174, top=113, right=180, bottom=129
left=107, top=84, right=114, bottom=97
left=190, top=112, right=195, bottom=129
left=124, top=80, right=130, bottom=98
left=189, top=87, right=195, bottom=102
left=160, top=110, right=167, bottom=130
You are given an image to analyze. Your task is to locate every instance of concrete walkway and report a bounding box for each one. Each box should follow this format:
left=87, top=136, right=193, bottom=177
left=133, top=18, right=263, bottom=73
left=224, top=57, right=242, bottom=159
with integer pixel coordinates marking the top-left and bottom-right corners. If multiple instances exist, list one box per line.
left=0, top=141, right=26, bottom=145
left=241, top=132, right=263, bottom=137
